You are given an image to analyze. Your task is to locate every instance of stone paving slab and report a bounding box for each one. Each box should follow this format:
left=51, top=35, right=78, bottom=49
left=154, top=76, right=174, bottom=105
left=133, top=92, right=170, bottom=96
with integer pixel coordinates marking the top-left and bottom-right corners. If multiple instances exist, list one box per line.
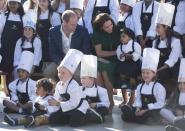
left=0, top=92, right=166, bottom=131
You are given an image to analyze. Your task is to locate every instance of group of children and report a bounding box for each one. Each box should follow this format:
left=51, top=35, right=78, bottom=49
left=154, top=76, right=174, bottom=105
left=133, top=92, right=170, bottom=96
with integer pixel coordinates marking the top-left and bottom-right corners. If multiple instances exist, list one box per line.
left=2, top=48, right=185, bottom=130
left=0, top=0, right=184, bottom=130
left=117, top=2, right=184, bottom=131
left=2, top=49, right=110, bottom=127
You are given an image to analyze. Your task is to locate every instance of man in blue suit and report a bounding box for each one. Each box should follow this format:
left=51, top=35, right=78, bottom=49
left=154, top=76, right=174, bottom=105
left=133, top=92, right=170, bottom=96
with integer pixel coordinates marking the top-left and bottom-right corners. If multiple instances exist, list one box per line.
left=43, top=10, right=91, bottom=80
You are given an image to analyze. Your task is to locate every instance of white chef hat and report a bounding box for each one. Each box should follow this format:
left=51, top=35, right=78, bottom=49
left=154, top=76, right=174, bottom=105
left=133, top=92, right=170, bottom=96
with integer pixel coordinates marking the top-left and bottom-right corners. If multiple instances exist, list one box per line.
left=80, top=55, right=97, bottom=78
left=142, top=48, right=160, bottom=72
left=17, top=51, right=34, bottom=73
left=70, top=0, right=84, bottom=11
left=23, top=14, right=37, bottom=30
left=156, top=3, right=175, bottom=27
left=7, top=0, right=21, bottom=3
left=120, top=0, right=136, bottom=7
left=58, top=49, right=83, bottom=74
left=178, top=58, right=185, bottom=82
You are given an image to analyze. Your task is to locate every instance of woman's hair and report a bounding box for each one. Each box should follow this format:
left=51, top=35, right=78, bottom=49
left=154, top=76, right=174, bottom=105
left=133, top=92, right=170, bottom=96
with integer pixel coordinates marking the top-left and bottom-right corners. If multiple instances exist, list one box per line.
left=155, top=24, right=180, bottom=49
left=51, top=0, right=69, bottom=12
left=121, top=28, right=135, bottom=40
left=120, top=3, right=133, bottom=15
left=28, top=0, right=37, bottom=9
left=93, top=13, right=115, bottom=32
left=6, top=2, right=25, bottom=17
left=37, top=0, right=53, bottom=23
left=0, top=0, right=7, bottom=11
left=21, top=29, right=37, bottom=47
left=36, top=78, right=56, bottom=93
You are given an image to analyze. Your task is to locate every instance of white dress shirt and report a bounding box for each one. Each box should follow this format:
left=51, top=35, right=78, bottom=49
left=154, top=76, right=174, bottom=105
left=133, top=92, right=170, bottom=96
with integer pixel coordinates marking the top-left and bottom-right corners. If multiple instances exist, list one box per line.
left=34, top=95, right=60, bottom=115
left=116, top=40, right=141, bottom=62
left=173, top=1, right=185, bottom=35
left=133, top=81, right=166, bottom=110
left=54, top=79, right=89, bottom=114
left=118, top=12, right=135, bottom=32
left=57, top=2, right=66, bottom=14
left=60, top=26, right=73, bottom=54
left=39, top=10, right=61, bottom=27
left=8, top=78, right=36, bottom=103
left=14, top=37, right=42, bottom=67
left=82, top=85, right=110, bottom=108
left=179, top=92, right=185, bottom=106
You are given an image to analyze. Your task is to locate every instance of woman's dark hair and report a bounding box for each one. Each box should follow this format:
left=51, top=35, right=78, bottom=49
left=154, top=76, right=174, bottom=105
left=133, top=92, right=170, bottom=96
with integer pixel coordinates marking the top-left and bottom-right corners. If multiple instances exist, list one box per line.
left=155, top=24, right=180, bottom=49
left=51, top=0, right=70, bottom=12
left=37, top=0, right=53, bottom=24
left=121, top=28, right=135, bottom=40
left=93, top=13, right=115, bottom=32
left=21, top=31, right=37, bottom=47
left=6, top=2, right=25, bottom=18
left=28, top=0, right=37, bottom=9
left=36, top=78, right=56, bottom=93
left=120, top=3, right=133, bottom=15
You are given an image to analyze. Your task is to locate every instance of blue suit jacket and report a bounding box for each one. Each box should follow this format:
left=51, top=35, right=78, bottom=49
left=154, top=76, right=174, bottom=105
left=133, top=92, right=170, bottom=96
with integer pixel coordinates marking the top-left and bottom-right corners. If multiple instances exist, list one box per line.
left=49, top=25, right=91, bottom=65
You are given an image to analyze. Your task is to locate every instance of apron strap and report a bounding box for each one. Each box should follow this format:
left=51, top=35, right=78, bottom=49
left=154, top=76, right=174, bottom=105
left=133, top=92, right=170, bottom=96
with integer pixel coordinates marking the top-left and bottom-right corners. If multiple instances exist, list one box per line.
left=171, top=0, right=181, bottom=28
left=141, top=1, right=154, bottom=16
left=139, top=82, right=145, bottom=94
left=141, top=2, right=144, bottom=15
left=132, top=40, right=135, bottom=52
left=16, top=78, right=30, bottom=100
left=4, top=12, right=10, bottom=28
left=82, top=15, right=86, bottom=28
left=26, top=78, right=29, bottom=96
left=120, top=44, right=124, bottom=53
left=151, top=1, right=154, bottom=16
left=152, top=81, right=157, bottom=96
left=93, top=0, right=97, bottom=10
left=65, top=78, right=73, bottom=94
left=31, top=35, right=36, bottom=50
left=93, top=0, right=110, bottom=13
left=107, top=0, right=110, bottom=8
left=43, top=93, right=52, bottom=99
left=16, top=79, right=20, bottom=86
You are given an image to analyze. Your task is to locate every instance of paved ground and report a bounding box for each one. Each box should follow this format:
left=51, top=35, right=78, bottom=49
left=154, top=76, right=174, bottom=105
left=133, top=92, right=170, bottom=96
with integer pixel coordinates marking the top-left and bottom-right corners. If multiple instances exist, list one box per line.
left=0, top=91, right=166, bottom=131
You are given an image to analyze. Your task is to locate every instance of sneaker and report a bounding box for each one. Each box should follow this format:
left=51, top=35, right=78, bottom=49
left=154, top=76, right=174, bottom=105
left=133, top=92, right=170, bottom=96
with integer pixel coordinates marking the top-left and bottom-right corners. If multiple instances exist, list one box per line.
left=24, top=116, right=35, bottom=128
left=3, top=108, right=17, bottom=113
left=87, top=108, right=103, bottom=123
left=4, top=114, right=18, bottom=126
left=174, top=117, right=185, bottom=130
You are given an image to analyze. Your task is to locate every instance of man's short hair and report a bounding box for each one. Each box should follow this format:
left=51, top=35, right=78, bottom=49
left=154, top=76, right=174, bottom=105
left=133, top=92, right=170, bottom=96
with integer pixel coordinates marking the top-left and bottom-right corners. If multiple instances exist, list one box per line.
left=62, top=10, right=77, bottom=23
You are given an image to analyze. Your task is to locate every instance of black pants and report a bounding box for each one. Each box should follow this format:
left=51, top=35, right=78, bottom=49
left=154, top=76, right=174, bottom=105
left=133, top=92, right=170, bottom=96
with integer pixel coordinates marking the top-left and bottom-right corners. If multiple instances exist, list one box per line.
left=49, top=109, right=86, bottom=127
left=158, top=60, right=180, bottom=83
left=121, top=105, right=160, bottom=124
